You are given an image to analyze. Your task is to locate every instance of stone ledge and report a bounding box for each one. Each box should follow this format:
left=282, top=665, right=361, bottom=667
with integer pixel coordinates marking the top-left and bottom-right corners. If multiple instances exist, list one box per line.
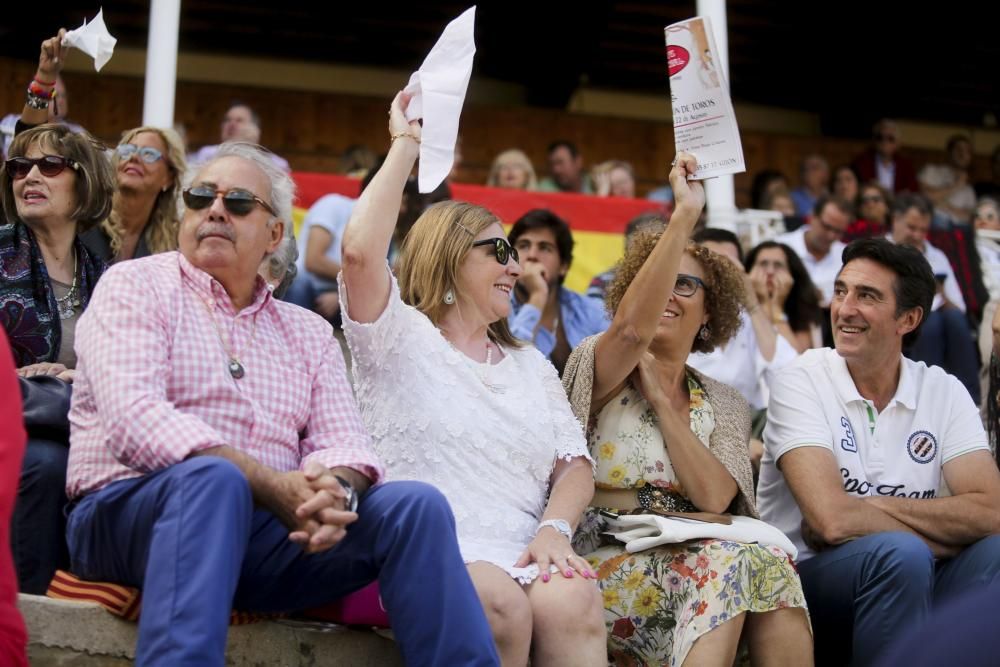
left=20, top=594, right=403, bottom=666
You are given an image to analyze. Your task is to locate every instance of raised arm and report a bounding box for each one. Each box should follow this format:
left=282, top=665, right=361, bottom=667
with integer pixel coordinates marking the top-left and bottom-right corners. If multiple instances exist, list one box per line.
left=590, top=153, right=704, bottom=404
left=21, top=30, right=68, bottom=126
left=339, top=92, right=422, bottom=323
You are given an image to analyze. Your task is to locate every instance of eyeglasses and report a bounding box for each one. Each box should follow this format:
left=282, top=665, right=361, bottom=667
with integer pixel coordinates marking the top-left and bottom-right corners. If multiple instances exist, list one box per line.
left=116, top=143, right=163, bottom=164
left=182, top=185, right=277, bottom=217
left=874, top=133, right=897, bottom=143
left=5, top=155, right=79, bottom=180
left=472, top=237, right=519, bottom=265
left=815, top=218, right=847, bottom=238
left=860, top=195, right=885, bottom=204
left=673, top=273, right=706, bottom=297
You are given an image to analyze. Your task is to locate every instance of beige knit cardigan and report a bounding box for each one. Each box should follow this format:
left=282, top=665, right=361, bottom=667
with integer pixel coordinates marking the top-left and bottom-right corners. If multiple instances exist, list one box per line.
left=561, top=333, right=758, bottom=518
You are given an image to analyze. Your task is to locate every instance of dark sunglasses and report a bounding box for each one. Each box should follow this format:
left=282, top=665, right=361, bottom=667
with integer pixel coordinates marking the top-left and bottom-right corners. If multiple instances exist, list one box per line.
left=116, top=143, right=163, bottom=164
left=182, top=185, right=277, bottom=217
left=472, top=237, right=519, bottom=265
left=673, top=273, right=706, bottom=297
left=860, top=194, right=885, bottom=204
left=5, top=155, right=79, bottom=180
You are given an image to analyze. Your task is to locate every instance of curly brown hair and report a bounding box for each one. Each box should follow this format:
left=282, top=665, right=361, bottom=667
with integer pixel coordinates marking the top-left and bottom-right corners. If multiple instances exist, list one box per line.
left=604, top=232, right=746, bottom=353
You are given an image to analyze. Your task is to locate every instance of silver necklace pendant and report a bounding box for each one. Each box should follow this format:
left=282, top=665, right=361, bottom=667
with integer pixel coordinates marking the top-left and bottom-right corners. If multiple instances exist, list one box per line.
left=228, top=358, right=246, bottom=379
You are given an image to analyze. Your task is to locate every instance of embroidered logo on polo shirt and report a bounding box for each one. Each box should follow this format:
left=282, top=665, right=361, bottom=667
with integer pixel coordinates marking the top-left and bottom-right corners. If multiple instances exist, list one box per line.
left=840, top=417, right=857, bottom=453
left=906, top=431, right=937, bottom=464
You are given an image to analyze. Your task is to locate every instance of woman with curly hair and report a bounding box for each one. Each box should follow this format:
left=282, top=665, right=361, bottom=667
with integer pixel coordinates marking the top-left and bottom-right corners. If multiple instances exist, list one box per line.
left=564, top=153, right=811, bottom=666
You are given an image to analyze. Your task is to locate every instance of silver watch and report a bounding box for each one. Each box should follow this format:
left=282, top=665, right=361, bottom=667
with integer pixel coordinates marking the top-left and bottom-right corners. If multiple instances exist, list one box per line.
left=334, top=475, right=359, bottom=513
left=537, top=519, right=572, bottom=540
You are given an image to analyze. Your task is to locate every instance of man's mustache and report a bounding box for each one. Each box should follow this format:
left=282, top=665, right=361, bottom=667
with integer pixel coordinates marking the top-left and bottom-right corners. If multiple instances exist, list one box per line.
left=196, top=223, right=235, bottom=242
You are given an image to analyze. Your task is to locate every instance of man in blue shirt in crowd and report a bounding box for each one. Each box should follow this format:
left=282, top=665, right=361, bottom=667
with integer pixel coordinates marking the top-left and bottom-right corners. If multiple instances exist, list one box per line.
left=507, top=209, right=609, bottom=375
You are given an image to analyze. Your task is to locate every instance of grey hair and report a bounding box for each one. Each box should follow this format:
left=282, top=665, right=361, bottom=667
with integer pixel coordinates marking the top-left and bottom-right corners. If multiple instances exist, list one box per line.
left=263, top=227, right=299, bottom=299
left=185, top=141, right=294, bottom=225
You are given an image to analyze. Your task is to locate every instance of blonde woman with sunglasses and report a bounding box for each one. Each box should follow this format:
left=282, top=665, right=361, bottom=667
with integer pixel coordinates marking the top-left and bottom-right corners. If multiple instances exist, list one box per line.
left=80, top=126, right=187, bottom=263
left=339, top=92, right=606, bottom=667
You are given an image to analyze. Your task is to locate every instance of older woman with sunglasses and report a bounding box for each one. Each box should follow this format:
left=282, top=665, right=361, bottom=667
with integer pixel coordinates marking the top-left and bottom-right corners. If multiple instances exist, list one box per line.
left=339, top=92, right=606, bottom=666
left=563, top=153, right=812, bottom=666
left=80, top=126, right=186, bottom=263
left=0, top=123, right=114, bottom=593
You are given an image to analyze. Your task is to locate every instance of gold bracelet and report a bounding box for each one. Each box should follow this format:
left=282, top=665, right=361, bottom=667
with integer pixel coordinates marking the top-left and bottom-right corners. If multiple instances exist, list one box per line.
left=390, top=131, right=421, bottom=145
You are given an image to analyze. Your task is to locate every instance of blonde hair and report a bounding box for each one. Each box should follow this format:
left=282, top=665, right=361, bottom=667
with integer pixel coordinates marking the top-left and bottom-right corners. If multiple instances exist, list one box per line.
left=486, top=149, right=537, bottom=190
left=102, top=126, right=187, bottom=257
left=397, top=201, right=521, bottom=348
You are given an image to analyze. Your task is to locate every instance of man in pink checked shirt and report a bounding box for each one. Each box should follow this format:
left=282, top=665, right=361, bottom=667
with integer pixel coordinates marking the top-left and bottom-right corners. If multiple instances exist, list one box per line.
left=64, top=142, right=499, bottom=667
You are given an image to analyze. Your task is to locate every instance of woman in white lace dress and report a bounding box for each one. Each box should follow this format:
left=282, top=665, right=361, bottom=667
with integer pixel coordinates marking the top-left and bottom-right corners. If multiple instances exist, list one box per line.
left=338, top=92, right=606, bottom=666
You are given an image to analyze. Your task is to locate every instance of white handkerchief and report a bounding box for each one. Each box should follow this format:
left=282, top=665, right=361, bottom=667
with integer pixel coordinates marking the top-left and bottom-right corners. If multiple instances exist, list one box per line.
left=605, top=514, right=798, bottom=559
left=63, top=8, right=117, bottom=72
left=403, top=6, right=476, bottom=193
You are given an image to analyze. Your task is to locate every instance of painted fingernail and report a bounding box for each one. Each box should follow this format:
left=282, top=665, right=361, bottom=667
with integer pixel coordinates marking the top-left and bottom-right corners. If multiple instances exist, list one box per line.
left=565, top=570, right=574, bottom=578
left=542, top=573, right=550, bottom=583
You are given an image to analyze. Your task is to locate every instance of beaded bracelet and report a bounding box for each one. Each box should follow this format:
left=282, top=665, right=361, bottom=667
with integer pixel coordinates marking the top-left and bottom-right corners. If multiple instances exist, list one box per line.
left=33, top=76, right=56, bottom=87
left=25, top=91, right=49, bottom=110
left=28, top=81, right=54, bottom=99
left=390, top=131, right=421, bottom=144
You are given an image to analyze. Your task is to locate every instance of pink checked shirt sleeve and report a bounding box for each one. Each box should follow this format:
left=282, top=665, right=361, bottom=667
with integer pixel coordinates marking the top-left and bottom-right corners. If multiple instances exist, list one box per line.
left=67, top=253, right=382, bottom=498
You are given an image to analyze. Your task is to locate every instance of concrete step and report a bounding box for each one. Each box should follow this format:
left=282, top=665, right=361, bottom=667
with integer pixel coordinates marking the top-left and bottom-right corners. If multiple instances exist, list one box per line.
left=19, top=594, right=404, bottom=666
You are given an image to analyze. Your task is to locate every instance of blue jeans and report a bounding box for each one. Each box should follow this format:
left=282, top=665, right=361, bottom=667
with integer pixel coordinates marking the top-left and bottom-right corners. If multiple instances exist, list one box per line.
left=798, top=532, right=1000, bottom=666
left=282, top=273, right=318, bottom=309
left=875, top=582, right=1000, bottom=667
left=907, top=308, right=980, bottom=405
left=12, top=438, right=68, bottom=594
left=67, top=458, right=499, bottom=667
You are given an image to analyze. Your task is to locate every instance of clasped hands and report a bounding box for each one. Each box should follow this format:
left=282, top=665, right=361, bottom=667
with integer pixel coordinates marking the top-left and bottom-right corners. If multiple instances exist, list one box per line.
left=262, top=461, right=357, bottom=554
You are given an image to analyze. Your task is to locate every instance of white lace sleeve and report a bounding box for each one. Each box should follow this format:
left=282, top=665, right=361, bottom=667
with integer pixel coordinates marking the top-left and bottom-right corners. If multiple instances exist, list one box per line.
left=537, top=353, right=594, bottom=466
left=338, top=266, right=418, bottom=379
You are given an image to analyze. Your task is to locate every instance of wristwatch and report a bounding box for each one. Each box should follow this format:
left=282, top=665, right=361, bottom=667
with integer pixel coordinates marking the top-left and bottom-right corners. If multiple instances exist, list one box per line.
left=334, top=475, right=359, bottom=513
left=537, top=519, right=573, bottom=540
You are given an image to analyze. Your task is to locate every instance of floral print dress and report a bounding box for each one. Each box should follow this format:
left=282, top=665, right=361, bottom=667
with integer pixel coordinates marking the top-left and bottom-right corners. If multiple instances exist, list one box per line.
left=574, top=376, right=807, bottom=666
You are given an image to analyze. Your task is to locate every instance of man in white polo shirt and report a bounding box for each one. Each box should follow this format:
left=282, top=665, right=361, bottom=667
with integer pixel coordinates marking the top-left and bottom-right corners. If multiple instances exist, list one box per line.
left=758, top=238, right=1000, bottom=667
left=776, top=195, right=852, bottom=308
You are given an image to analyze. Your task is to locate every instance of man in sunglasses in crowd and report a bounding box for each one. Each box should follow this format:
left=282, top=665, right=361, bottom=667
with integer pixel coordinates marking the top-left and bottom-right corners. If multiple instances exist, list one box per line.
left=506, top=209, right=610, bottom=376
left=63, top=141, right=501, bottom=666
left=851, top=118, right=920, bottom=195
